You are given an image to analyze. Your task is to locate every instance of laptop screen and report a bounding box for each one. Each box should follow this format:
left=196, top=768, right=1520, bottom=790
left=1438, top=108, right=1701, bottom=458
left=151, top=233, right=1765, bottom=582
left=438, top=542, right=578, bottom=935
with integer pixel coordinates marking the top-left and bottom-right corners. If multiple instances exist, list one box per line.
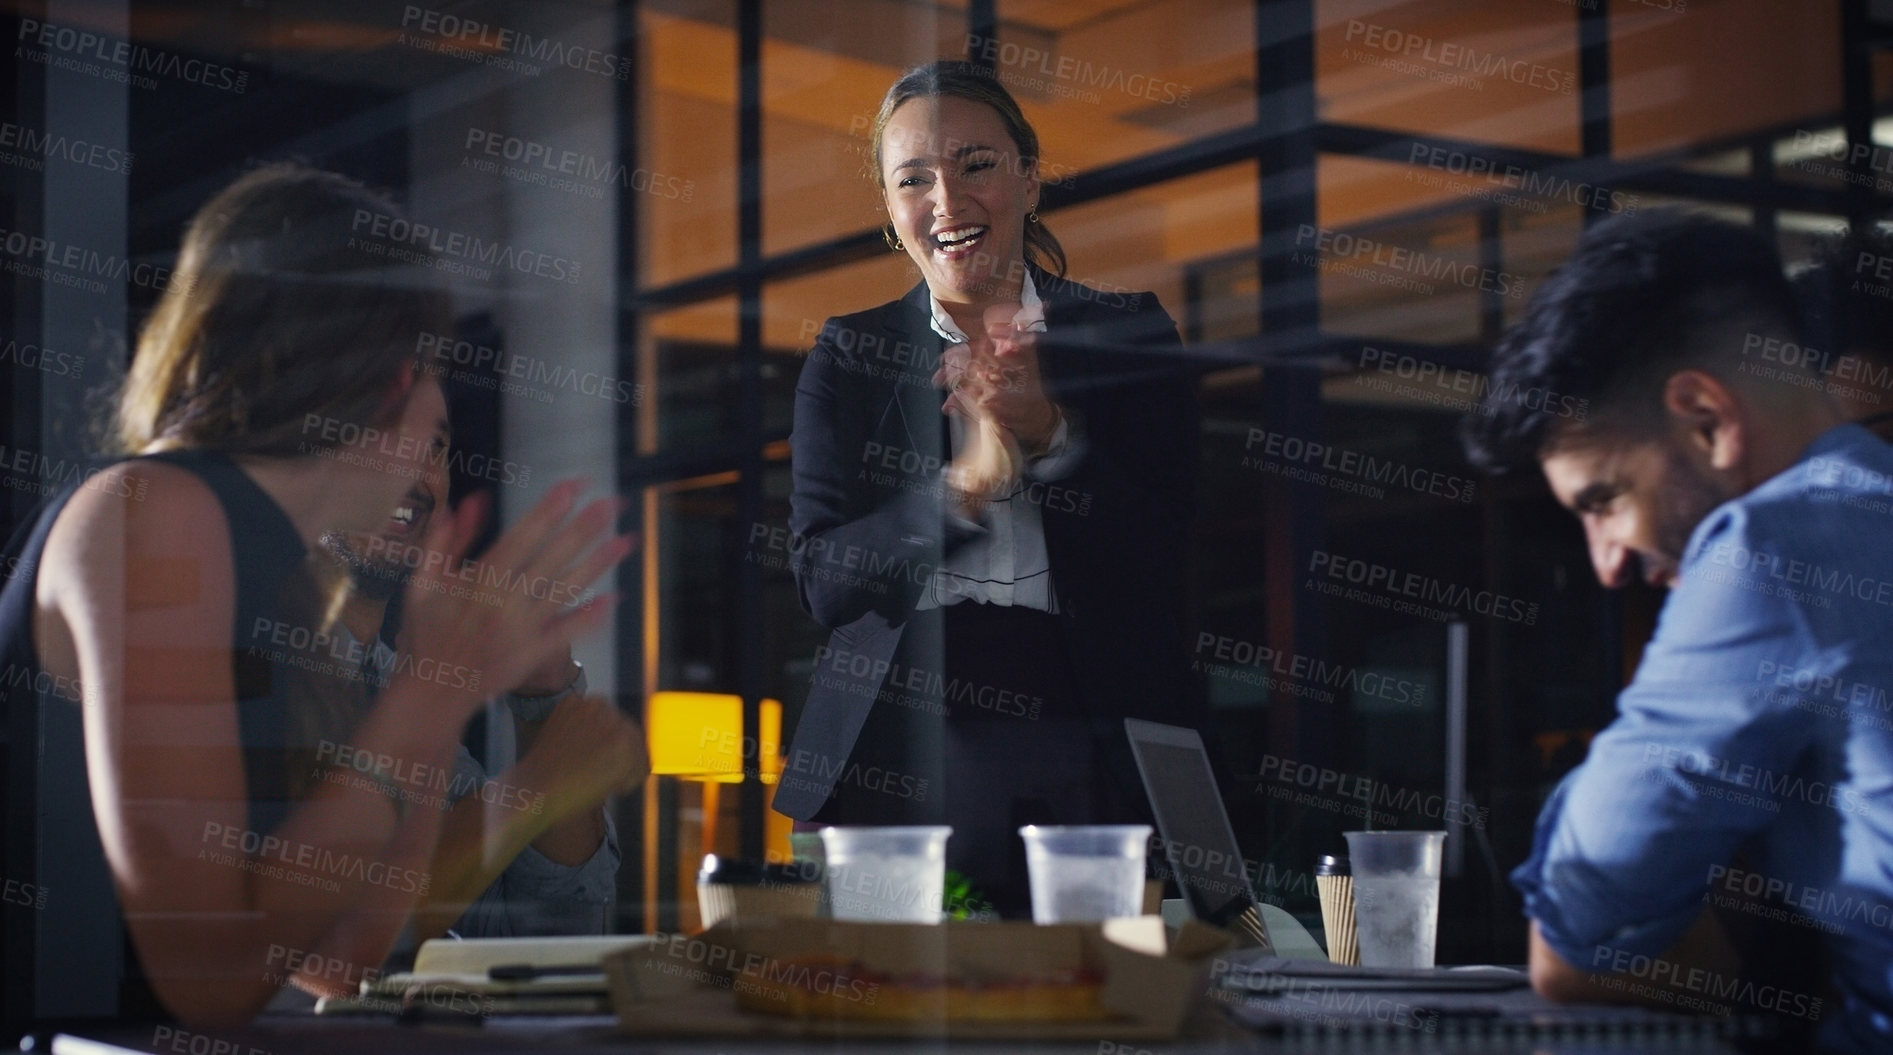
left=1124, top=718, right=1266, bottom=940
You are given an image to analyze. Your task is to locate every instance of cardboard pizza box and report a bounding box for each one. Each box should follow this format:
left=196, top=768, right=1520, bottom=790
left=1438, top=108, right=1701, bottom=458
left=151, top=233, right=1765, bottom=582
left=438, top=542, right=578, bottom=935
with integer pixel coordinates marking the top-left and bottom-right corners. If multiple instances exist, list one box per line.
left=604, top=915, right=1235, bottom=1040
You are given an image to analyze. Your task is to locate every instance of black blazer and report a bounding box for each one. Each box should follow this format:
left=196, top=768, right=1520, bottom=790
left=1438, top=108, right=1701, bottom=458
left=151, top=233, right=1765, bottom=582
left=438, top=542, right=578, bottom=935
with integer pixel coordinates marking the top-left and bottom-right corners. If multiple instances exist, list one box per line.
left=773, top=266, right=1202, bottom=820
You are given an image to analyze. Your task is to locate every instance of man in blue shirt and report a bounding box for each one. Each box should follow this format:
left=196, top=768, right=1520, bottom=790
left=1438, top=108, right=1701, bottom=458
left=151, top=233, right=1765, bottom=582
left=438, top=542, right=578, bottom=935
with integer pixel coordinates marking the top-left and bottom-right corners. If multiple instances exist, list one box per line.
left=1463, top=211, right=1893, bottom=1051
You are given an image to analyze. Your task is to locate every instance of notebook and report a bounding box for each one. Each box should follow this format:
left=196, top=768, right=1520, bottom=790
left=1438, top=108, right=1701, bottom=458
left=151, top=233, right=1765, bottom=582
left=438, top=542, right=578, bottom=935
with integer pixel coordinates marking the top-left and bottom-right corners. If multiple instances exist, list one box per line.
left=314, top=934, right=654, bottom=1016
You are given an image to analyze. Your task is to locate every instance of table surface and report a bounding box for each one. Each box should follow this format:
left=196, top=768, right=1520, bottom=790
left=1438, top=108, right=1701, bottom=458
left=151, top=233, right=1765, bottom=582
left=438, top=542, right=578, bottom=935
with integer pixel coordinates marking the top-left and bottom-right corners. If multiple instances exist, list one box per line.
left=30, top=1004, right=1759, bottom=1055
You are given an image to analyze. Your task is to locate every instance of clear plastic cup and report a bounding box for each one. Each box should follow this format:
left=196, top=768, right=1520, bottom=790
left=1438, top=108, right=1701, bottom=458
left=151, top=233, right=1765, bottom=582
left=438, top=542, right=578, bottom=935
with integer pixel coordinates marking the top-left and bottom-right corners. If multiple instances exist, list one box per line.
left=1018, top=825, right=1153, bottom=923
left=819, top=826, right=952, bottom=923
left=1343, top=830, right=1446, bottom=968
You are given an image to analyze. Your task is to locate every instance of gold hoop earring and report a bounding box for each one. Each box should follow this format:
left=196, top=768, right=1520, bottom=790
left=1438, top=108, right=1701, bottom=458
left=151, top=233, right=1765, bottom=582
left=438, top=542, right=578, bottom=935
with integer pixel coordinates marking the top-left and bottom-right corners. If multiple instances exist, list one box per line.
left=883, top=225, right=904, bottom=252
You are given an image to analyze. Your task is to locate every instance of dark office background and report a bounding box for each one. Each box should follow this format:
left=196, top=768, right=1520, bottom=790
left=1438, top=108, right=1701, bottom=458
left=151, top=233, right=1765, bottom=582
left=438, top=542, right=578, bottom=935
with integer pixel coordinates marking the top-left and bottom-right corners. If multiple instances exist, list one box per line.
left=6, top=1, right=1890, bottom=1013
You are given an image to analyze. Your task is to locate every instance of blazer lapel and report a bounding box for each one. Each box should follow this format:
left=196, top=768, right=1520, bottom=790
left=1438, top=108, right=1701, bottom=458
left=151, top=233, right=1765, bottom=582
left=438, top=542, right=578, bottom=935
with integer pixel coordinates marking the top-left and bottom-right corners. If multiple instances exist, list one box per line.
left=886, top=283, right=949, bottom=468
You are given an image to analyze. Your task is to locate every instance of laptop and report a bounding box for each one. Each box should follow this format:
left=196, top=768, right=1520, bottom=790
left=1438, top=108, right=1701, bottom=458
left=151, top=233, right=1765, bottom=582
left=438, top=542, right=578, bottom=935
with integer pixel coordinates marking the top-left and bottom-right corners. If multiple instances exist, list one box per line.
left=1124, top=717, right=1273, bottom=953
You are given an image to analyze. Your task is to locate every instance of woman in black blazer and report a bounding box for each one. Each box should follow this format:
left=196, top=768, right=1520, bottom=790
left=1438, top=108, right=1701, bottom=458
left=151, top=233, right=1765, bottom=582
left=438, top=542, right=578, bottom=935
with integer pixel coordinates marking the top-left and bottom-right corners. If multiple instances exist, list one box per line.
left=775, top=61, right=1201, bottom=913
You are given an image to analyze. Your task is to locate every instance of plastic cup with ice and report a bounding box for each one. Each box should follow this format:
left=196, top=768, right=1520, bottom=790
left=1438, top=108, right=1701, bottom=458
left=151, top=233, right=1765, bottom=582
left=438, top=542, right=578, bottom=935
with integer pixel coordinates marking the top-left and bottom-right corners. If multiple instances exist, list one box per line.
left=819, top=826, right=952, bottom=923
left=1019, top=825, right=1152, bottom=924
left=1342, top=830, right=1446, bottom=968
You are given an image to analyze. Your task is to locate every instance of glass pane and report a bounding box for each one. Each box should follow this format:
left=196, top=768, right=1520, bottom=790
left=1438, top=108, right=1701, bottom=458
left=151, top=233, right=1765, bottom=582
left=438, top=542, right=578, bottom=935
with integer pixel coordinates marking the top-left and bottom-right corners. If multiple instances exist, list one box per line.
left=639, top=297, right=738, bottom=453
left=1778, top=211, right=1849, bottom=270
left=654, top=477, right=741, bottom=691
left=1316, top=0, right=1582, bottom=155
left=763, top=252, right=919, bottom=435
left=1308, top=213, right=1488, bottom=346
left=760, top=461, right=826, bottom=743
left=761, top=1, right=964, bottom=256
left=1047, top=161, right=1259, bottom=332
left=991, top=0, right=1256, bottom=173
left=640, top=1, right=738, bottom=287
left=1611, top=0, right=1837, bottom=160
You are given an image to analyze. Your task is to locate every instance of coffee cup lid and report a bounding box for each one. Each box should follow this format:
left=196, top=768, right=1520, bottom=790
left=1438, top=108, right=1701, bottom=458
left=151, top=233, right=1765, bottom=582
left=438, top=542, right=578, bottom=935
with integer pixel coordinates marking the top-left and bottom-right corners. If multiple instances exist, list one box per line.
left=697, top=853, right=822, bottom=886
left=1315, top=854, right=1350, bottom=876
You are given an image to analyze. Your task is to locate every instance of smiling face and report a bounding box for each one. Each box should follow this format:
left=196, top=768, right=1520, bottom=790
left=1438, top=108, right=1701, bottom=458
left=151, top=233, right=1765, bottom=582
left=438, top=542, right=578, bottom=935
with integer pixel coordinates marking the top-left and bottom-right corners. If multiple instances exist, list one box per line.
left=1539, top=436, right=1733, bottom=590
left=879, top=95, right=1040, bottom=310
left=323, top=381, right=449, bottom=601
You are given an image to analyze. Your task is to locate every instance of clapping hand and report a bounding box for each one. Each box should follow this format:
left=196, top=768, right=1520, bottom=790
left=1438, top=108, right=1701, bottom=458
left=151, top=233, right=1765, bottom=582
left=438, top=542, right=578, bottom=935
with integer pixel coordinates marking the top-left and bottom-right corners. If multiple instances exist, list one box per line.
left=396, top=480, right=632, bottom=720
left=932, top=305, right=1061, bottom=517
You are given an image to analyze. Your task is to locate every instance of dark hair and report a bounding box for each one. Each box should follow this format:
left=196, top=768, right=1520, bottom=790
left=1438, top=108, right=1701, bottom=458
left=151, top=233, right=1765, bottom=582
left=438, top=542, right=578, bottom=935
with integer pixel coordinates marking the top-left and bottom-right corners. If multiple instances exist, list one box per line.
left=116, top=163, right=452, bottom=456
left=1462, top=210, right=1802, bottom=473
left=1793, top=224, right=1893, bottom=370
left=869, top=60, right=1067, bottom=278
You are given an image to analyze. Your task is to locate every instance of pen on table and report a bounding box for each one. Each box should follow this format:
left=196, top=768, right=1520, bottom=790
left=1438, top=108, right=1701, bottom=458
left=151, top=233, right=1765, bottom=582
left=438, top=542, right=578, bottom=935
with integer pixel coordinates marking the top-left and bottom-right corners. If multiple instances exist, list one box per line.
left=488, top=963, right=605, bottom=981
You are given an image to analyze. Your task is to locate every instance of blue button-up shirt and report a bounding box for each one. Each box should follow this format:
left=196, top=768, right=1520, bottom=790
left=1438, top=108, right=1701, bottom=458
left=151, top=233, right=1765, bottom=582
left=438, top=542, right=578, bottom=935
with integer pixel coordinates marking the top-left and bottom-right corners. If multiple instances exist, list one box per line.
left=1514, top=423, right=1893, bottom=1052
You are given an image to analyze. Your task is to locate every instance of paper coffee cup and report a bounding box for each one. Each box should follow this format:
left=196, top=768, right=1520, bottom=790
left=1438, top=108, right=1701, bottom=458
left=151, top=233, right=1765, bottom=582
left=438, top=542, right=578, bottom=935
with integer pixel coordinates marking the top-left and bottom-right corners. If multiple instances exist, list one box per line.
left=1315, top=855, right=1358, bottom=966
left=696, top=855, right=823, bottom=928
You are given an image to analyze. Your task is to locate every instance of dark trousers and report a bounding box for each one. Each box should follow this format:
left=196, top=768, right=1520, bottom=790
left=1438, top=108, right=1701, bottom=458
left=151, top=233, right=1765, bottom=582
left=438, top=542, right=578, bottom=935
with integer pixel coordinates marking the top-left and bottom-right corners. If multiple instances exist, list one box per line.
left=814, top=602, right=1149, bottom=917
